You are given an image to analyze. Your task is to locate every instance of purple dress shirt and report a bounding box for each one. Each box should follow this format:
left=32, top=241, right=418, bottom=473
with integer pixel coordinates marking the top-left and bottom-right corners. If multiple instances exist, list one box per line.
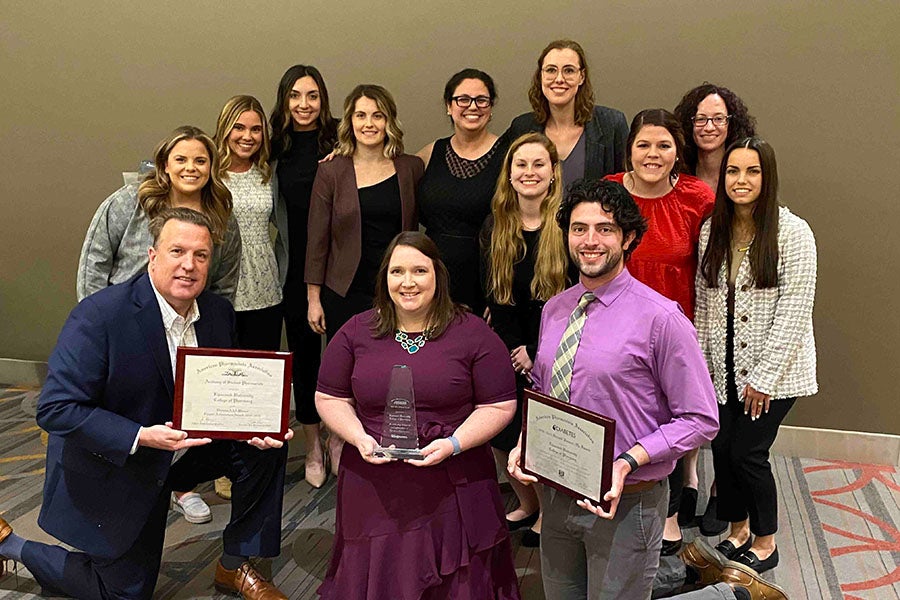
left=532, top=268, right=719, bottom=485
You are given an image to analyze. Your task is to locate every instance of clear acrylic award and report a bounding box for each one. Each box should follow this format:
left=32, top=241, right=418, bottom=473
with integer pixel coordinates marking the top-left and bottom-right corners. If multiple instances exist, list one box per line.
left=374, top=365, right=424, bottom=460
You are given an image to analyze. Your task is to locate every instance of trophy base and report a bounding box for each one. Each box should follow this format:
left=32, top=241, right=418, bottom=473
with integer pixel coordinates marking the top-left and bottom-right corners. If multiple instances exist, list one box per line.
left=374, top=446, right=425, bottom=461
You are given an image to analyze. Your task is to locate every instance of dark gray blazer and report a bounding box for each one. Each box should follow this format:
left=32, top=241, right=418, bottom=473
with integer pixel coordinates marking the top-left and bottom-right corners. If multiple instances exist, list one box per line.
left=507, top=104, right=629, bottom=181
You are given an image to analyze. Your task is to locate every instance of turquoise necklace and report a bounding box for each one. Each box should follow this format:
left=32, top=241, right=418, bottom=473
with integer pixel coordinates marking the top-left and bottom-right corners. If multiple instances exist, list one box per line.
left=395, top=329, right=429, bottom=354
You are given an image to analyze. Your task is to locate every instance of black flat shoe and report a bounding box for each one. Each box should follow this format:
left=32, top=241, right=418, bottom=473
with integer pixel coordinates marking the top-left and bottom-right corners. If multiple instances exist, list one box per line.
left=715, top=537, right=752, bottom=560
left=661, top=538, right=682, bottom=556
left=521, top=529, right=540, bottom=548
left=678, top=487, right=699, bottom=527
left=506, top=510, right=539, bottom=532
left=735, top=547, right=779, bottom=574
left=698, top=497, right=728, bottom=536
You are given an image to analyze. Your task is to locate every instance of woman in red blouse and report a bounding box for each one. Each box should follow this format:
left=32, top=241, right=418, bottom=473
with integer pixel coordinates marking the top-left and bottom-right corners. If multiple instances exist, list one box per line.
left=604, top=108, right=714, bottom=554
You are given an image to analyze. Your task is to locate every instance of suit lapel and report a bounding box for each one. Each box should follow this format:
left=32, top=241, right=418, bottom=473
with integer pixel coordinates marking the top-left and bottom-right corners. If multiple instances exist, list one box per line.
left=133, top=275, right=175, bottom=399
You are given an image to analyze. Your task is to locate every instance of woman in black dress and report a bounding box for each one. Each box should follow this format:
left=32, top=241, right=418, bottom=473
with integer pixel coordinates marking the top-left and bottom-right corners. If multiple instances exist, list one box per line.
left=417, top=69, right=508, bottom=316
left=481, top=132, right=569, bottom=547
left=269, top=64, right=338, bottom=488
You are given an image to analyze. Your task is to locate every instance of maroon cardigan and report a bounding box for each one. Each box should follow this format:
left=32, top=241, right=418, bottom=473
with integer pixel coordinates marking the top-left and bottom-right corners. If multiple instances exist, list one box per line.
left=305, top=154, right=424, bottom=297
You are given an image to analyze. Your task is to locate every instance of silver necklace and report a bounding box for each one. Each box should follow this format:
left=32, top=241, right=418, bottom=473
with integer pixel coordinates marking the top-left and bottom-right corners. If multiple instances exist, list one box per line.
left=395, top=329, right=428, bottom=354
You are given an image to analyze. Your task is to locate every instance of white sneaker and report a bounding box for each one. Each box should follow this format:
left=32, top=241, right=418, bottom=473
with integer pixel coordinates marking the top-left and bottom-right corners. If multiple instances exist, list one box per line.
left=171, top=492, right=212, bottom=524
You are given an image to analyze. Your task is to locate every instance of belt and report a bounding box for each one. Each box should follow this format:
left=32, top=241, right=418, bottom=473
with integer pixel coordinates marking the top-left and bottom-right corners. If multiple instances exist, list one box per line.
left=621, top=479, right=662, bottom=494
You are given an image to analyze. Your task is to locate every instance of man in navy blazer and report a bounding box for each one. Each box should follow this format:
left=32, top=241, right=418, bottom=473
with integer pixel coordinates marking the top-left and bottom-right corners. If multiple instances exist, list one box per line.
left=0, top=208, right=291, bottom=600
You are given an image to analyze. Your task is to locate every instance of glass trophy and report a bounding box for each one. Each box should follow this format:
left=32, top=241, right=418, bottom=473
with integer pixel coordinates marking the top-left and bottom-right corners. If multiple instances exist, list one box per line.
left=374, top=365, right=424, bottom=460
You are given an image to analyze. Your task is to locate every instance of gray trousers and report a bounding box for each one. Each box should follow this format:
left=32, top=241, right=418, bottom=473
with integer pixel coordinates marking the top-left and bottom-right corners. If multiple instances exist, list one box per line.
left=671, top=583, right=737, bottom=599
left=540, top=480, right=668, bottom=600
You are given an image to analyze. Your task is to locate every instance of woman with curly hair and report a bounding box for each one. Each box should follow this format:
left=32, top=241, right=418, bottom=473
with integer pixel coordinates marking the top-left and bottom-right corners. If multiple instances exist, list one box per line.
left=480, top=132, right=570, bottom=547
left=507, top=39, right=628, bottom=189
left=673, top=84, right=757, bottom=534
left=77, top=125, right=240, bottom=303
left=674, top=83, right=757, bottom=193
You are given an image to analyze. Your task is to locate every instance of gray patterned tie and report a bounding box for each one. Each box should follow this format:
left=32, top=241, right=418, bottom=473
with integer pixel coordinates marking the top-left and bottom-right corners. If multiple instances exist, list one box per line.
left=548, top=292, right=596, bottom=403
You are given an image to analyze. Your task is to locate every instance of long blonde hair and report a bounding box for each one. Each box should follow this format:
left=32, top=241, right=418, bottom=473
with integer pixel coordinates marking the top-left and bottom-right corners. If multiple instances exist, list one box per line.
left=488, top=133, right=567, bottom=305
left=138, top=126, right=232, bottom=244
left=214, top=95, right=272, bottom=184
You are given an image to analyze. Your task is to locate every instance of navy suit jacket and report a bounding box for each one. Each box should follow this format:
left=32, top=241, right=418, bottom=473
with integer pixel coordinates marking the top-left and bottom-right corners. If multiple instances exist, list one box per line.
left=36, top=273, right=236, bottom=559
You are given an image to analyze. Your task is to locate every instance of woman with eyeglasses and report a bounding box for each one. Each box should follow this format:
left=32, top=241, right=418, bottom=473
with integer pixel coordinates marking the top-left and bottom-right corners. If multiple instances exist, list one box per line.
left=672, top=83, right=757, bottom=534
left=674, top=83, right=757, bottom=193
left=416, top=69, right=508, bottom=315
left=693, top=137, right=817, bottom=574
left=507, top=39, right=628, bottom=190
left=604, top=109, right=714, bottom=557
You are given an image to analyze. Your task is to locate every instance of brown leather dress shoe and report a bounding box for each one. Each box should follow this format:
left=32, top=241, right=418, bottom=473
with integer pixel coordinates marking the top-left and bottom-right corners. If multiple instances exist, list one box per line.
left=680, top=538, right=728, bottom=586
left=214, top=561, right=287, bottom=600
left=720, top=562, right=789, bottom=600
left=0, top=517, right=12, bottom=579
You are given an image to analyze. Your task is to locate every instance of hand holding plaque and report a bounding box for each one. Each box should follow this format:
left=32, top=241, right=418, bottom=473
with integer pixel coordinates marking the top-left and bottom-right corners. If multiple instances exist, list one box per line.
left=374, top=365, right=425, bottom=460
left=520, top=389, right=616, bottom=510
left=173, top=347, right=292, bottom=441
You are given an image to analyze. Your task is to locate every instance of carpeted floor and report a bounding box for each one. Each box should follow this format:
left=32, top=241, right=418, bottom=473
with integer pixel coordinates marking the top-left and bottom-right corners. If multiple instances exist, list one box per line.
left=1, top=384, right=898, bottom=599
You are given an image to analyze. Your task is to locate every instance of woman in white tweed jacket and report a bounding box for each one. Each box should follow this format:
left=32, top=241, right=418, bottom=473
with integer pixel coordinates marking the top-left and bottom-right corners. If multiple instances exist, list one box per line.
left=694, top=137, right=817, bottom=575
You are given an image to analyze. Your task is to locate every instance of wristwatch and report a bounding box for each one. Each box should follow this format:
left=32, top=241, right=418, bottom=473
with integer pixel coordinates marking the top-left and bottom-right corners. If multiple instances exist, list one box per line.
left=616, top=451, right=639, bottom=474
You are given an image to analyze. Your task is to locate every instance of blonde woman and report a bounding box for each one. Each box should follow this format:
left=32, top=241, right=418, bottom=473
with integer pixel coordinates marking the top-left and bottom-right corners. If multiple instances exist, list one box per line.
left=78, top=126, right=240, bottom=303
left=306, top=84, right=424, bottom=339
left=480, top=132, right=569, bottom=547
left=305, top=84, right=424, bottom=482
left=76, top=125, right=241, bottom=523
left=214, top=95, right=287, bottom=351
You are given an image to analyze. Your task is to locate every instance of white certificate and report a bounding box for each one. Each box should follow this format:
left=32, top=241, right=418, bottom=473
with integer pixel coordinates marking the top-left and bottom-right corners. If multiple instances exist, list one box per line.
left=174, top=348, right=292, bottom=440
left=521, top=389, right=615, bottom=506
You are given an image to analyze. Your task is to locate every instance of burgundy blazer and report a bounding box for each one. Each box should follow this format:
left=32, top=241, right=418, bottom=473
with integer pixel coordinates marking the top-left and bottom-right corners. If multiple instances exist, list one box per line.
left=305, top=154, right=424, bottom=297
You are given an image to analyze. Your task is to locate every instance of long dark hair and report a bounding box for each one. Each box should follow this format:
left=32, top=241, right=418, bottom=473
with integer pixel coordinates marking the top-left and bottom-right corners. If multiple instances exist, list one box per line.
left=269, top=64, right=337, bottom=159
left=700, top=137, right=780, bottom=289
left=371, top=232, right=467, bottom=339
left=673, top=83, right=757, bottom=174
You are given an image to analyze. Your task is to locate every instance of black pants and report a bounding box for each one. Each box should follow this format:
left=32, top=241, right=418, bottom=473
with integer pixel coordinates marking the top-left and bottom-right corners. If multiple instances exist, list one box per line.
left=321, top=285, right=373, bottom=342
left=711, top=313, right=795, bottom=536
left=667, top=457, right=685, bottom=518
left=283, top=291, right=323, bottom=425
left=22, top=441, right=287, bottom=600
left=236, top=304, right=283, bottom=351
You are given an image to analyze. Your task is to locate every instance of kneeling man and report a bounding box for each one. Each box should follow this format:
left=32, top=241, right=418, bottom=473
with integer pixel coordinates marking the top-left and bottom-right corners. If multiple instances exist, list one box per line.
left=0, top=208, right=291, bottom=600
left=510, top=180, right=719, bottom=599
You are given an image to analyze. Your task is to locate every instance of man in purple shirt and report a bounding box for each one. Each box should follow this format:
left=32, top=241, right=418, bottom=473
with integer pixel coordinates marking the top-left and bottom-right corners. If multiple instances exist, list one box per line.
left=509, top=179, right=719, bottom=599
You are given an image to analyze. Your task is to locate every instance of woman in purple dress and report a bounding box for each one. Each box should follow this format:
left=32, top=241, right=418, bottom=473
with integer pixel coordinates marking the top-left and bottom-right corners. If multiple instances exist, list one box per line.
left=315, top=231, right=521, bottom=599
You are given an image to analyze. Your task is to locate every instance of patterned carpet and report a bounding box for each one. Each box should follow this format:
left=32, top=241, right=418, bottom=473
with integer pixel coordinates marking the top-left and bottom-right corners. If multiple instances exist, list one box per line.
left=1, top=384, right=898, bottom=599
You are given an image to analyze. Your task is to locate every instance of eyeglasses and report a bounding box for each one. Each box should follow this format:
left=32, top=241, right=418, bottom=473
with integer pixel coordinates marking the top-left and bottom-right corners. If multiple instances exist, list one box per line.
left=451, top=95, right=492, bottom=108
left=691, top=114, right=731, bottom=128
left=541, top=65, right=582, bottom=81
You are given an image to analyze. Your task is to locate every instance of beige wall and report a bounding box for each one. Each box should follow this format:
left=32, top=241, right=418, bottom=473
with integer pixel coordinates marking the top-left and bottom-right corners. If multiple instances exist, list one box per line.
left=2, top=1, right=897, bottom=434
